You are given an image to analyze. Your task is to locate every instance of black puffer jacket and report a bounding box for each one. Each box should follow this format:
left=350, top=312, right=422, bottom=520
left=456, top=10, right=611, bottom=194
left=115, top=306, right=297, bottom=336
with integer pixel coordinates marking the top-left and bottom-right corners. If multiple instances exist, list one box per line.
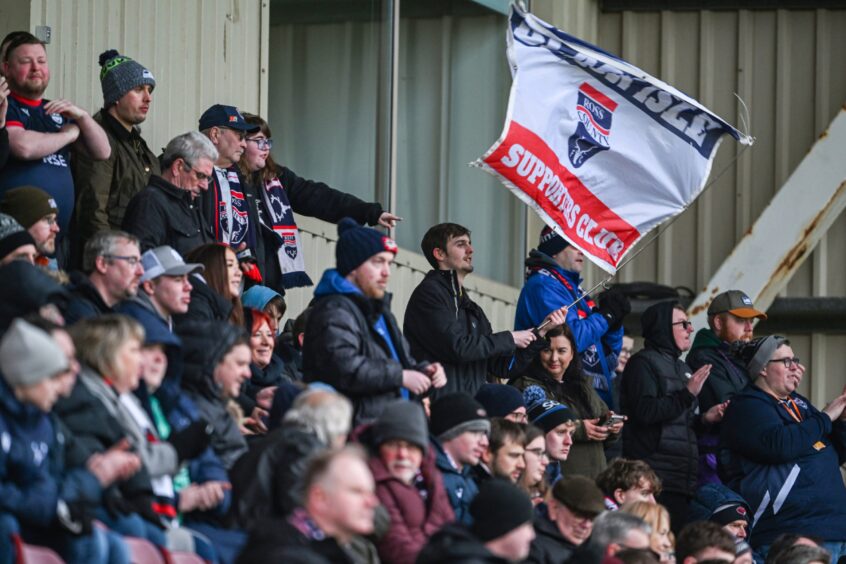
left=177, top=320, right=248, bottom=470
left=403, top=270, right=521, bottom=399
left=303, top=269, right=429, bottom=424
left=237, top=515, right=356, bottom=564
left=526, top=510, right=578, bottom=564
left=416, top=524, right=510, bottom=564
left=0, top=261, right=70, bottom=333
left=619, top=301, right=699, bottom=495
left=227, top=424, right=324, bottom=531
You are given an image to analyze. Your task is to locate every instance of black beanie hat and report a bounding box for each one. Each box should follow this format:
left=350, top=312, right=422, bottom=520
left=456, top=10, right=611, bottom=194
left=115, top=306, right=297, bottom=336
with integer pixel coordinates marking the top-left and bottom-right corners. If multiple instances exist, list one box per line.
left=429, top=392, right=490, bottom=441
left=475, top=383, right=525, bottom=418
left=371, top=400, right=429, bottom=453
left=710, top=502, right=750, bottom=526
left=524, top=385, right=576, bottom=433
left=538, top=226, right=570, bottom=257
left=471, top=479, right=534, bottom=541
left=0, top=213, right=36, bottom=262
left=335, top=217, right=398, bottom=277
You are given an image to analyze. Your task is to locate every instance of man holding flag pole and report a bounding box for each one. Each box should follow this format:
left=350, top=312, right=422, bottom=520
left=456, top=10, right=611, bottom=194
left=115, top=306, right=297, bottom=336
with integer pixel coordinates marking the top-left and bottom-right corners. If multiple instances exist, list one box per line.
left=474, top=3, right=753, bottom=425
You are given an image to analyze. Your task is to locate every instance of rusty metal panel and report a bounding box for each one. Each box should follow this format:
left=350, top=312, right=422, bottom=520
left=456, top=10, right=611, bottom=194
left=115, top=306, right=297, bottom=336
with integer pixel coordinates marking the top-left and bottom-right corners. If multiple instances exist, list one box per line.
left=28, top=0, right=265, bottom=155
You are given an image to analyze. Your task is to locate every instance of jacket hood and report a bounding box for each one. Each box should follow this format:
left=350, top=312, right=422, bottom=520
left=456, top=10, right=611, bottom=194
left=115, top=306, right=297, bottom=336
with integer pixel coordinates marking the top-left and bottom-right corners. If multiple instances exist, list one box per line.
left=689, top=483, right=751, bottom=524
left=176, top=320, right=246, bottom=399
left=524, top=249, right=568, bottom=276
left=0, top=375, right=44, bottom=421
left=0, top=261, right=70, bottom=333
left=416, top=523, right=503, bottom=563
left=313, top=268, right=362, bottom=298
left=641, top=301, right=682, bottom=357
left=690, top=328, right=722, bottom=352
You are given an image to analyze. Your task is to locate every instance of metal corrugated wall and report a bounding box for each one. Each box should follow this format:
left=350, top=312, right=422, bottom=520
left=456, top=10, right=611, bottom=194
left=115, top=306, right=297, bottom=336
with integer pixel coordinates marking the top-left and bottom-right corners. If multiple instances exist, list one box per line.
left=535, top=2, right=846, bottom=405
left=28, top=0, right=267, bottom=154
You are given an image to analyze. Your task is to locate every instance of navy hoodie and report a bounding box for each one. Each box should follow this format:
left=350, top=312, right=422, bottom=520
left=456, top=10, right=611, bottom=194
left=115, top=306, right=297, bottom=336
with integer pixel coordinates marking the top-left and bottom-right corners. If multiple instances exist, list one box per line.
left=720, top=384, right=846, bottom=547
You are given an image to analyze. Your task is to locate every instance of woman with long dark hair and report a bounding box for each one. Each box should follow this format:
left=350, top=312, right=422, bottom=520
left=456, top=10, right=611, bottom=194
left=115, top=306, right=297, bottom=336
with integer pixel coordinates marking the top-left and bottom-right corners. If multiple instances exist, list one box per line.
left=178, top=243, right=244, bottom=327
left=238, top=113, right=400, bottom=291
left=510, top=325, right=624, bottom=479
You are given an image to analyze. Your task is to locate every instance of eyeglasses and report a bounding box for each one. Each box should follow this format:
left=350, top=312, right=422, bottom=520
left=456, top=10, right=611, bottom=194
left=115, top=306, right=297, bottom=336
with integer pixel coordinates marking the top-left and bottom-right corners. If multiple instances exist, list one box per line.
left=41, top=215, right=58, bottom=226
left=103, top=254, right=141, bottom=266
left=672, top=320, right=693, bottom=330
left=524, top=448, right=549, bottom=459
left=768, top=356, right=801, bottom=369
left=247, top=137, right=273, bottom=150
left=182, top=163, right=211, bottom=182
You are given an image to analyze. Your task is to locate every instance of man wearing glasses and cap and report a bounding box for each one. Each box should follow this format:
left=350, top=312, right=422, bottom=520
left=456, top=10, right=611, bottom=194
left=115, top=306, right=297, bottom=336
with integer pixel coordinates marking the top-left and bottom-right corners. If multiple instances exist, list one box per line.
left=687, top=290, right=767, bottom=486
left=198, top=104, right=265, bottom=284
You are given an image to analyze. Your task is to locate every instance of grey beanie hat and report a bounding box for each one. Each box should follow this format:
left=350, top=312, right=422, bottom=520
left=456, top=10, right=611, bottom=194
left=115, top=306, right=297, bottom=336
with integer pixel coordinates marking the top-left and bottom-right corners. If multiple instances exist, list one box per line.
left=99, top=49, right=156, bottom=107
left=0, top=213, right=36, bottom=261
left=735, top=335, right=788, bottom=379
left=0, top=318, right=68, bottom=388
left=371, top=400, right=429, bottom=453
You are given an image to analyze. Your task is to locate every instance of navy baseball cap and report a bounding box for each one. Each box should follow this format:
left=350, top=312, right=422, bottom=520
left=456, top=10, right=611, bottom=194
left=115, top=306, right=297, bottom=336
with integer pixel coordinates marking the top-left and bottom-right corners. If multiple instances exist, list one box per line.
left=198, top=104, right=260, bottom=133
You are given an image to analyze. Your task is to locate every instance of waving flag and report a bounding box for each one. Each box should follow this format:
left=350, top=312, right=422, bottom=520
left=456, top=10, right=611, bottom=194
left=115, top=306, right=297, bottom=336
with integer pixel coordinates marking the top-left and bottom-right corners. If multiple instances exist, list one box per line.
left=474, top=5, right=753, bottom=273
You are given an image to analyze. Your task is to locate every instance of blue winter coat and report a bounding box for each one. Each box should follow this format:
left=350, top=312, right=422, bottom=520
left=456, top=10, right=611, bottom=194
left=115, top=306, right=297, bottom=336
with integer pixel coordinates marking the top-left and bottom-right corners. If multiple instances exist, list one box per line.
left=0, top=378, right=59, bottom=527
left=720, top=385, right=846, bottom=547
left=431, top=437, right=478, bottom=526
left=514, top=250, right=622, bottom=408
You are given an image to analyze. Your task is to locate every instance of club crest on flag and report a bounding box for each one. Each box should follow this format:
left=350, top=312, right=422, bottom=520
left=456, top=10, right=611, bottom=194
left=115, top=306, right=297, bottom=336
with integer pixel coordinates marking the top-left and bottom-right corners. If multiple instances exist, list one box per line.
left=568, top=82, right=618, bottom=168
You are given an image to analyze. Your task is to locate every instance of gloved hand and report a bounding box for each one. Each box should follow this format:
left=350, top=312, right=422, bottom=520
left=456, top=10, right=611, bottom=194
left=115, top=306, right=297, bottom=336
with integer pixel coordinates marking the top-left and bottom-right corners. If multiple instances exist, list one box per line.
left=597, top=289, right=631, bottom=330
left=103, top=489, right=134, bottom=519
left=168, top=420, right=213, bottom=462
left=129, top=495, right=167, bottom=529
left=56, top=499, right=93, bottom=536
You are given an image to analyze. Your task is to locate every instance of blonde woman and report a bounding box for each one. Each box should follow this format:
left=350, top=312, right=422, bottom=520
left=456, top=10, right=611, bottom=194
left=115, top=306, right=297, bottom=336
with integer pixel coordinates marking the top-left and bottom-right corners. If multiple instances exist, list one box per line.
left=623, top=501, right=675, bottom=564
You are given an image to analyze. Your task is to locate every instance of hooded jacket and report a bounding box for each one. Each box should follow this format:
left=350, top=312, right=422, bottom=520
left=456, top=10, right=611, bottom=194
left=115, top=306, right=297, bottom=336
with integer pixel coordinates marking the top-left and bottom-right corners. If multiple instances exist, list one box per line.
left=227, top=423, right=325, bottom=531
left=0, top=378, right=60, bottom=527
left=432, top=437, right=479, bottom=526
left=526, top=506, right=578, bottom=564
left=687, top=328, right=749, bottom=413
left=0, top=261, right=70, bottom=334
left=349, top=423, right=455, bottom=564
left=688, top=482, right=751, bottom=528
left=303, top=269, right=428, bottom=424
left=236, top=512, right=357, bottom=564
left=176, top=321, right=248, bottom=470
left=403, top=269, right=518, bottom=399
left=687, top=328, right=750, bottom=486
left=720, top=385, right=846, bottom=547
left=514, top=250, right=623, bottom=408
left=416, top=524, right=511, bottom=564
left=619, top=301, right=699, bottom=495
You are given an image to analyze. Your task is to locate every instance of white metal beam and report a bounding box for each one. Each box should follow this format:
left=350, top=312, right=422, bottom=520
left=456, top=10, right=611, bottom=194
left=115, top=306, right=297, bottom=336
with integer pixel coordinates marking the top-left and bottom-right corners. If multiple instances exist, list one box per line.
left=687, top=107, right=846, bottom=328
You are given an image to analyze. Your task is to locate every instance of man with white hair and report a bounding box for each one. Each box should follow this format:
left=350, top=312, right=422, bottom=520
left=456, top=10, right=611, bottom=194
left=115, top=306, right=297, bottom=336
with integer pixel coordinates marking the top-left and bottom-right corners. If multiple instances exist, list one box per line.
left=122, top=131, right=218, bottom=256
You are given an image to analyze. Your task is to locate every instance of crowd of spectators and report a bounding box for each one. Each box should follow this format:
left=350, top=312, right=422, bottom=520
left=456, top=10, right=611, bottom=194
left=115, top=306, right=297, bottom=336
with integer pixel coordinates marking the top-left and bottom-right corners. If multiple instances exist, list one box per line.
left=1, top=31, right=845, bottom=564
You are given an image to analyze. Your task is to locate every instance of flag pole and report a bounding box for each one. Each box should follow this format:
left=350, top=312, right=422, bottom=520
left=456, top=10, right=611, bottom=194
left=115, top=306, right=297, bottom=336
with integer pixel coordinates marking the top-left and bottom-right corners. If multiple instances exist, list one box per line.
left=533, top=142, right=752, bottom=334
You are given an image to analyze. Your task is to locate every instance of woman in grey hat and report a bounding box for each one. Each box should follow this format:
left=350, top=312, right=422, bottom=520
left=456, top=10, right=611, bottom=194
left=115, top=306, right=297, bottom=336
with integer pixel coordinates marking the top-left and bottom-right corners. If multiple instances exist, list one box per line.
left=720, top=335, right=846, bottom=559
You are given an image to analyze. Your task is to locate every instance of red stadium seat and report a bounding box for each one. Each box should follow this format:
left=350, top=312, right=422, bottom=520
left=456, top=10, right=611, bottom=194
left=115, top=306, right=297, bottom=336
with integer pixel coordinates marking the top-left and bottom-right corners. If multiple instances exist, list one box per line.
left=123, top=537, right=167, bottom=564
